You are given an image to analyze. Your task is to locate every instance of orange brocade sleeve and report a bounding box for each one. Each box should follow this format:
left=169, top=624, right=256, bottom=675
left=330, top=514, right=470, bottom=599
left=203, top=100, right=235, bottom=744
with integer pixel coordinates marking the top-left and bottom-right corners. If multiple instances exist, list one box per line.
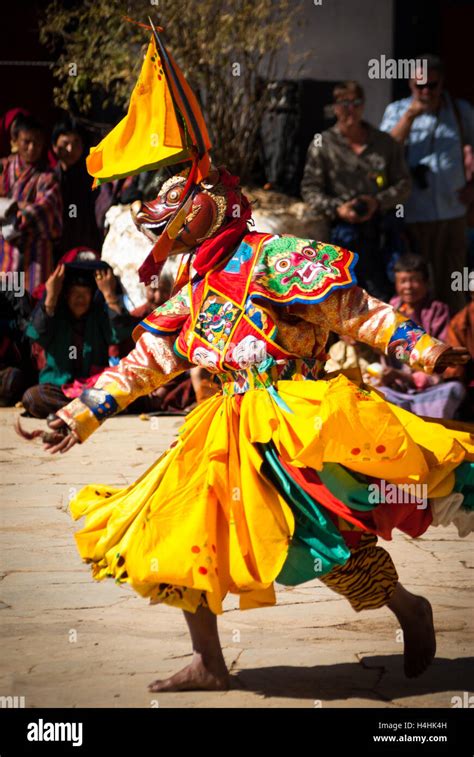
left=56, top=332, right=190, bottom=443
left=291, top=286, right=449, bottom=372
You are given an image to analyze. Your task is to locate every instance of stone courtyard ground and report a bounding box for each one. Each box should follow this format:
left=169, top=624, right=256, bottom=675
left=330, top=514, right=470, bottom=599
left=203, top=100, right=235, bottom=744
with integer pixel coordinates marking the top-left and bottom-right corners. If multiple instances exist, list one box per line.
left=1, top=407, right=473, bottom=709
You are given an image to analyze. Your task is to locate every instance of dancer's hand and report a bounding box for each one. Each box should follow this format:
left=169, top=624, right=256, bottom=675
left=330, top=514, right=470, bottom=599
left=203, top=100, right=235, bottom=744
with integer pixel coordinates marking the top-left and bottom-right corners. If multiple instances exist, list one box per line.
left=434, top=347, right=470, bottom=372
left=44, top=416, right=79, bottom=454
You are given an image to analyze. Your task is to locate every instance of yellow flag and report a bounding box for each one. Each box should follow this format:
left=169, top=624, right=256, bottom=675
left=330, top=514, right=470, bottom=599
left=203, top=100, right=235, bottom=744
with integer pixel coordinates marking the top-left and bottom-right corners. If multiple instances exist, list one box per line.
left=87, top=35, right=205, bottom=183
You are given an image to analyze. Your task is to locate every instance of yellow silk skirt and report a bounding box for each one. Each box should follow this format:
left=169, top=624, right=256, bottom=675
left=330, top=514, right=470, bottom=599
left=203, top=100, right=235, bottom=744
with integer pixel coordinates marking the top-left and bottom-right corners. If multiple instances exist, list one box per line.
left=69, top=374, right=473, bottom=614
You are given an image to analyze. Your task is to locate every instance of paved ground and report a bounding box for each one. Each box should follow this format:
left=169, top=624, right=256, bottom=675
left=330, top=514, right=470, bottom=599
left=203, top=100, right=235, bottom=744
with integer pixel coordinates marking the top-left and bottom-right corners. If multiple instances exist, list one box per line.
left=1, top=407, right=473, bottom=709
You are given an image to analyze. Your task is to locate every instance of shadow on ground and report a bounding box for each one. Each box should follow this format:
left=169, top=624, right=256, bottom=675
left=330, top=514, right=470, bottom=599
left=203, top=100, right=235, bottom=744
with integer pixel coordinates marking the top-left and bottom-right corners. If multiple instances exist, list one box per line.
left=232, top=656, right=474, bottom=703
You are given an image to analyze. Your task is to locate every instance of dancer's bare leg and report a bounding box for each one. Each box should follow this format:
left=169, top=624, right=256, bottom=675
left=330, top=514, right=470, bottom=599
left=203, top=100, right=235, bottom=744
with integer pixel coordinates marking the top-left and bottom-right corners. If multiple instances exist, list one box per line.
left=387, top=582, right=436, bottom=678
left=148, top=605, right=230, bottom=692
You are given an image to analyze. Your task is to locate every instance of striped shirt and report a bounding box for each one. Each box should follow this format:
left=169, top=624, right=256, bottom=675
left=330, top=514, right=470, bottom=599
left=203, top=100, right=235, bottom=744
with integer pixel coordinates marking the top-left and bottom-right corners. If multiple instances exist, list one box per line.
left=0, top=154, right=62, bottom=292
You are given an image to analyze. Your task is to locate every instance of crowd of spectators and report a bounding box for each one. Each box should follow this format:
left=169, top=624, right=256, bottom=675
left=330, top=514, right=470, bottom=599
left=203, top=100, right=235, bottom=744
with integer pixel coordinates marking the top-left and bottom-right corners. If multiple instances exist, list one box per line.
left=0, top=113, right=197, bottom=417
left=1, top=52, right=473, bottom=422
left=302, top=54, right=474, bottom=420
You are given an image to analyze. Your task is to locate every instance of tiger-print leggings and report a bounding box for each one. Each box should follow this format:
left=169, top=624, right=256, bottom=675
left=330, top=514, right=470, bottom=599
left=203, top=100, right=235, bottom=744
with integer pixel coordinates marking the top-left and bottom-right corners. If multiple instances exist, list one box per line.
left=319, top=532, right=398, bottom=611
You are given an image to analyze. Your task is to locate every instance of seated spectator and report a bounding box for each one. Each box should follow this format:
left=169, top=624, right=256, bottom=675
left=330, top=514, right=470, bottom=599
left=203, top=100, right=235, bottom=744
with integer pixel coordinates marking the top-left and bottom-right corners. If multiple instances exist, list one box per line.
left=0, top=287, right=35, bottom=406
left=22, top=250, right=133, bottom=418
left=389, top=254, right=450, bottom=337
left=380, top=54, right=474, bottom=314
left=444, top=291, right=474, bottom=420
left=301, top=80, right=411, bottom=301
left=52, top=117, right=102, bottom=259
left=374, top=254, right=465, bottom=418
left=0, top=114, right=62, bottom=291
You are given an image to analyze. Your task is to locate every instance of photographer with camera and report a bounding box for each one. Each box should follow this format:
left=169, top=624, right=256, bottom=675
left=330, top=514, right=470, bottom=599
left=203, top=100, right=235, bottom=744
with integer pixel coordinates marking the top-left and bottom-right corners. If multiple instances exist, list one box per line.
left=380, top=54, right=474, bottom=315
left=301, top=81, right=411, bottom=302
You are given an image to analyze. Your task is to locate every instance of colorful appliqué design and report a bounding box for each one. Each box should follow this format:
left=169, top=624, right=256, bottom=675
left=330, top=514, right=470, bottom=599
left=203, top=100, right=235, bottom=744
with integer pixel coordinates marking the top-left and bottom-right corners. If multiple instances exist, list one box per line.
left=139, top=287, right=191, bottom=336
left=387, top=320, right=425, bottom=363
left=223, top=241, right=254, bottom=273
left=79, top=389, right=119, bottom=421
left=253, top=237, right=357, bottom=304
left=195, top=290, right=241, bottom=349
left=245, top=301, right=269, bottom=331
left=156, top=289, right=190, bottom=315
left=228, top=335, right=268, bottom=369
left=278, top=358, right=319, bottom=381
left=191, top=346, right=220, bottom=370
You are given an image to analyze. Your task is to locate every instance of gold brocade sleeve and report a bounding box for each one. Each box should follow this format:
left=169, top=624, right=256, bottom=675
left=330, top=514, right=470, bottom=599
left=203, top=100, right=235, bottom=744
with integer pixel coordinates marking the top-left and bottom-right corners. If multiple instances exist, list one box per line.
left=290, top=286, right=450, bottom=373
left=56, top=332, right=191, bottom=443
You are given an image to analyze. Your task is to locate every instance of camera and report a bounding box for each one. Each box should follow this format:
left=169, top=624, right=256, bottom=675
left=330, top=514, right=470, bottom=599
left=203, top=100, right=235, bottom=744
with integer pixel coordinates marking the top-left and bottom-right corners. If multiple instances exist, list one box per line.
left=352, top=199, right=369, bottom=217
left=410, top=163, right=430, bottom=190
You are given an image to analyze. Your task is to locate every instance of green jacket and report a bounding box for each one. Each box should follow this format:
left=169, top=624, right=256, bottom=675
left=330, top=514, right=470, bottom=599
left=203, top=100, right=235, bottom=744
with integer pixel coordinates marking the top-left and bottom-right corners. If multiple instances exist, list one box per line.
left=26, top=296, right=134, bottom=386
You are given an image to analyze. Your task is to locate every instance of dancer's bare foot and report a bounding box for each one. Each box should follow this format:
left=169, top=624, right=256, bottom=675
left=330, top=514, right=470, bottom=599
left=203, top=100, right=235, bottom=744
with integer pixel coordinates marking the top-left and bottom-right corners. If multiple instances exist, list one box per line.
left=387, top=583, right=436, bottom=678
left=148, top=654, right=230, bottom=692
left=149, top=605, right=229, bottom=692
